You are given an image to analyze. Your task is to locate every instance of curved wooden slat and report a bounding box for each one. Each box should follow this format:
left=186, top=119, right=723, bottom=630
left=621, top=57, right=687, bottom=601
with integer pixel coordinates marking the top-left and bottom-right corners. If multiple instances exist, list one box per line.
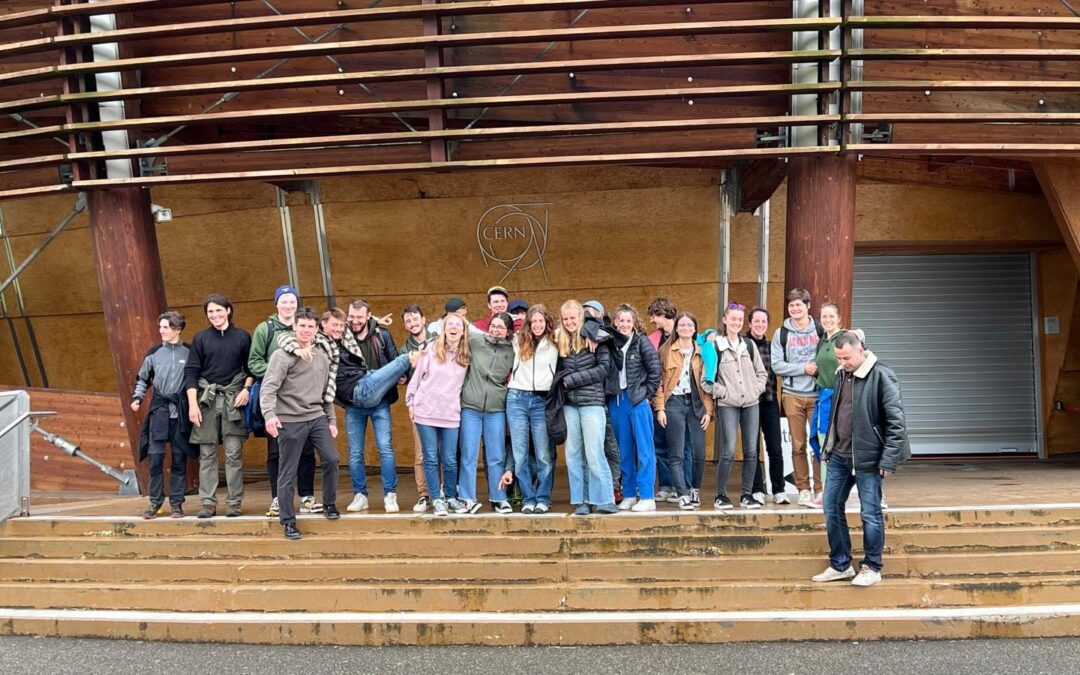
left=0, top=18, right=841, bottom=88
left=0, top=50, right=840, bottom=116
left=0, top=81, right=839, bottom=144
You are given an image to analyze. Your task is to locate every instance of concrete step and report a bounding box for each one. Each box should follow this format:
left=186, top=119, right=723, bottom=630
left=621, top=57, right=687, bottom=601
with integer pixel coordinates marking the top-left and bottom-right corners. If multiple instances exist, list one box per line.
left=2, top=575, right=1079, bottom=613
left=2, top=525, right=1078, bottom=560
left=7, top=505, right=1080, bottom=538
left=3, top=604, right=1078, bottom=645
left=1, top=550, right=1075, bottom=584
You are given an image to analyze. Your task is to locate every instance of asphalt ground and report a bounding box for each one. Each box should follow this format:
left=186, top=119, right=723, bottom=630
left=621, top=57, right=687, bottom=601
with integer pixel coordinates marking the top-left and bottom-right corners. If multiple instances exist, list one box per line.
left=4, top=636, right=1080, bottom=675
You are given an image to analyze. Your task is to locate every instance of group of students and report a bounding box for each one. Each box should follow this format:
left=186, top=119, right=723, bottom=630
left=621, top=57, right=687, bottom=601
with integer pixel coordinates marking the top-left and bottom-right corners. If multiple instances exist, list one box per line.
left=132, top=284, right=853, bottom=536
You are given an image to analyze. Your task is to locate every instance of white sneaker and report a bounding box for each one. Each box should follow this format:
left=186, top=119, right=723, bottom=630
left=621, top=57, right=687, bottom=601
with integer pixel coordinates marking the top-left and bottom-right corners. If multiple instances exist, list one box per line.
left=677, top=495, right=695, bottom=511
left=797, top=489, right=813, bottom=507
left=773, top=491, right=790, bottom=505
left=618, top=497, right=639, bottom=511
left=265, top=497, right=279, bottom=518
left=881, top=497, right=889, bottom=511
left=851, top=567, right=882, bottom=587
left=413, top=495, right=431, bottom=513
left=299, top=496, right=323, bottom=514
left=432, top=499, right=449, bottom=517
left=690, top=488, right=701, bottom=506
left=384, top=492, right=399, bottom=513
left=630, top=498, right=656, bottom=512
left=752, top=491, right=766, bottom=505
left=812, top=565, right=856, bottom=583
left=655, top=489, right=673, bottom=501
left=807, top=494, right=823, bottom=509
left=346, top=493, right=369, bottom=512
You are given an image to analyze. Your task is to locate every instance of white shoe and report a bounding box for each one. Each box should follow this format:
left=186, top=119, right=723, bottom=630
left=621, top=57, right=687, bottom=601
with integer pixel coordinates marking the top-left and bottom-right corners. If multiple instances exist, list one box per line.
left=851, top=567, right=882, bottom=587
left=797, top=489, right=813, bottom=507
left=812, top=565, right=856, bottom=583
left=413, top=496, right=431, bottom=513
left=384, top=492, right=399, bottom=513
left=432, top=499, right=449, bottom=517
left=630, top=498, right=656, bottom=512
left=534, top=502, right=550, bottom=514
left=881, top=497, right=889, bottom=511
left=346, top=493, right=369, bottom=512
left=752, top=491, right=766, bottom=505
left=773, top=492, right=790, bottom=505
left=265, top=497, right=279, bottom=518
left=299, top=496, right=322, bottom=514
left=677, top=495, right=695, bottom=511
left=655, top=489, right=674, bottom=502
left=807, top=494, right=824, bottom=509
left=618, top=497, right=639, bottom=511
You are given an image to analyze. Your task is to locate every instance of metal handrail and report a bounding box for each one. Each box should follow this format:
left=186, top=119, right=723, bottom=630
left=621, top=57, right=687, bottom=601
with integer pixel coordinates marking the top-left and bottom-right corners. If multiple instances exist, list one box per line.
left=0, top=409, right=132, bottom=487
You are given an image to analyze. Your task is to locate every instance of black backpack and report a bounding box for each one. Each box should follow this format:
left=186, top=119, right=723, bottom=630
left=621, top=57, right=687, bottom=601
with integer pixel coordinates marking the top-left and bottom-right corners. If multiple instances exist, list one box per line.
left=779, top=319, right=826, bottom=360
left=247, top=319, right=278, bottom=438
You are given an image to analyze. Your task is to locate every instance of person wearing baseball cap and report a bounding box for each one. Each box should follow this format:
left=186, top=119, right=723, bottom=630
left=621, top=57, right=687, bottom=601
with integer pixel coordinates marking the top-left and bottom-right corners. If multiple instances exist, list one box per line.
left=508, top=299, right=529, bottom=332
left=474, top=286, right=509, bottom=332
left=428, top=297, right=468, bottom=335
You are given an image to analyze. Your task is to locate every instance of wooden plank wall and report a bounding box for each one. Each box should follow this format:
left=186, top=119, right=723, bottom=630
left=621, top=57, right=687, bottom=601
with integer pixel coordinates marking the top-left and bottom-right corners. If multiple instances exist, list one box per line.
left=0, top=385, right=130, bottom=491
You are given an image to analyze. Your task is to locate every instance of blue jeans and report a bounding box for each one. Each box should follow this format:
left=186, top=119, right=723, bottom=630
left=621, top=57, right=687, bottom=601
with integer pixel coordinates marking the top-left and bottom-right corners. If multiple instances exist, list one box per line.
left=654, top=415, right=693, bottom=492
left=608, top=393, right=656, bottom=500
left=344, top=401, right=397, bottom=496
left=350, top=354, right=410, bottom=409
left=458, top=408, right=508, bottom=502
left=417, top=423, right=459, bottom=501
left=506, top=389, right=553, bottom=507
left=823, top=453, right=885, bottom=572
left=564, top=405, right=613, bottom=506
left=809, top=386, right=833, bottom=460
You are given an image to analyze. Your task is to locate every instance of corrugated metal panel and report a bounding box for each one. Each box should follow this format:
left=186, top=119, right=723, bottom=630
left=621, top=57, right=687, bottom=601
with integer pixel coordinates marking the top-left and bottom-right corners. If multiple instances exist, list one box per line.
left=851, top=254, right=1037, bottom=456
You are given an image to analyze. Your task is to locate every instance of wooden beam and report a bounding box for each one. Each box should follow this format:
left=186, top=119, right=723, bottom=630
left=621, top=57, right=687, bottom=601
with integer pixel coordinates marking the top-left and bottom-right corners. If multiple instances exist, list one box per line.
left=848, top=49, right=1080, bottom=62
left=1034, top=161, right=1080, bottom=274
left=846, top=144, right=1080, bottom=157
left=0, top=17, right=841, bottom=88
left=850, top=81, right=1080, bottom=93
left=736, top=157, right=788, bottom=212
left=86, top=187, right=167, bottom=495
left=847, top=113, right=1080, bottom=125
left=846, top=16, right=1080, bottom=30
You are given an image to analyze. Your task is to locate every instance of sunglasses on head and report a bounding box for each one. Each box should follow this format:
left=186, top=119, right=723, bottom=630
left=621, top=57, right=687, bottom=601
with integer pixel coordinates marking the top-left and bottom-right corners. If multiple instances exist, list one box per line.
left=728, top=303, right=746, bottom=311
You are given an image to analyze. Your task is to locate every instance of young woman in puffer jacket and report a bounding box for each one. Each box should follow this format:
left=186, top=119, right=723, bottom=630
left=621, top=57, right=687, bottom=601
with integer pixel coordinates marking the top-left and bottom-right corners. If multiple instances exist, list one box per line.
left=604, top=304, right=662, bottom=512
left=706, top=303, right=768, bottom=510
left=555, top=300, right=617, bottom=515
left=653, top=311, right=714, bottom=510
left=507, top=305, right=558, bottom=514
left=457, top=313, right=516, bottom=515
left=406, top=313, right=471, bottom=517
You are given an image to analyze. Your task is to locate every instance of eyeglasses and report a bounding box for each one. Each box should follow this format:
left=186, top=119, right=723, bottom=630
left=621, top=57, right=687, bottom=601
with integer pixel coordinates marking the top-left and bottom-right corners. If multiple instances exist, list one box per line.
left=728, top=303, right=746, bottom=311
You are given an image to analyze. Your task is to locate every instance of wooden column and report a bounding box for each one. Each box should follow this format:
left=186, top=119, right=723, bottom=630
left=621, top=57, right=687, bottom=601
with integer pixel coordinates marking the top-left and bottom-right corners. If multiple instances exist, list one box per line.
left=784, top=154, right=857, bottom=321
left=88, top=187, right=166, bottom=492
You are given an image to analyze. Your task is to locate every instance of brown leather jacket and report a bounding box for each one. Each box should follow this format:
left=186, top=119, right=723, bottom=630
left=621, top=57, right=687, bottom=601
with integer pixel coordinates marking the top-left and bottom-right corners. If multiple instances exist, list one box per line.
left=652, top=340, right=715, bottom=419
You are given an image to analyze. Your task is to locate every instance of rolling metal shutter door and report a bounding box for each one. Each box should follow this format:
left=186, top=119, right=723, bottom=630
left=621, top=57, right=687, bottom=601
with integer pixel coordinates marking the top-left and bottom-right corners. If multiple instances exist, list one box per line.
left=851, top=254, right=1039, bottom=456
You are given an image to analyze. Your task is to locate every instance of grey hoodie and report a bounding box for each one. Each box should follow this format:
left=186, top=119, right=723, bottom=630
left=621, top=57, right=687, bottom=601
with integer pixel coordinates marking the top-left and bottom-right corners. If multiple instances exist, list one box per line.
left=769, top=317, right=821, bottom=397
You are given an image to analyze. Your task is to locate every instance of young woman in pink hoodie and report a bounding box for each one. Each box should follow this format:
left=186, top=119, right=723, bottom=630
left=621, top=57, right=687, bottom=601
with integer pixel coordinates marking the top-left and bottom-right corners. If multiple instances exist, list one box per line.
left=406, top=314, right=471, bottom=517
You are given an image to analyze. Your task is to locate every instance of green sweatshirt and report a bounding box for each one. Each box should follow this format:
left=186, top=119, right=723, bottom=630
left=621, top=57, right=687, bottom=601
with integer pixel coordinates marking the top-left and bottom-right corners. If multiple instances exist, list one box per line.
left=247, top=314, right=293, bottom=378
left=815, top=329, right=845, bottom=390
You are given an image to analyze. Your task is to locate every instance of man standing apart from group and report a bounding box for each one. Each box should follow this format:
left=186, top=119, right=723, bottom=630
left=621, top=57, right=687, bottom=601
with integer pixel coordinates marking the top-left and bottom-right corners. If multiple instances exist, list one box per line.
left=184, top=294, right=252, bottom=519
left=260, top=307, right=342, bottom=540
left=771, top=288, right=824, bottom=506
left=812, top=331, right=910, bottom=587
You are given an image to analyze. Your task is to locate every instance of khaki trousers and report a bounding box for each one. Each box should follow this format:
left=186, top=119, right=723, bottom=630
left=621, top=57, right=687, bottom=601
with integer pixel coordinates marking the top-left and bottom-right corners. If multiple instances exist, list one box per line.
left=411, top=424, right=430, bottom=498
left=782, top=392, right=822, bottom=493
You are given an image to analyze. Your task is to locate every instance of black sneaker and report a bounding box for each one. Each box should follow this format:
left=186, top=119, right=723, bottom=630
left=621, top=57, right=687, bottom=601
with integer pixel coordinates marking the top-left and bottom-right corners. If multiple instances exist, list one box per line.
left=283, top=523, right=302, bottom=540
left=197, top=507, right=215, bottom=519
left=713, top=494, right=733, bottom=510
left=226, top=505, right=242, bottom=518
left=324, top=505, right=341, bottom=520
left=169, top=506, right=184, bottom=519
left=142, top=504, right=161, bottom=520
left=740, top=494, right=763, bottom=510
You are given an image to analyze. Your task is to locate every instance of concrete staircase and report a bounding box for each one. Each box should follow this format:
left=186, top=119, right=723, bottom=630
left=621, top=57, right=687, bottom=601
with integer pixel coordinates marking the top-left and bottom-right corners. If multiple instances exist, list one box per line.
left=1, top=506, right=1079, bottom=645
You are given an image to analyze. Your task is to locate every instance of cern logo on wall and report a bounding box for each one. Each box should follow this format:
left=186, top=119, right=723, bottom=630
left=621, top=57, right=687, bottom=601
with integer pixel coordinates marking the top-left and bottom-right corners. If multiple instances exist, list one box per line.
left=476, top=202, right=551, bottom=283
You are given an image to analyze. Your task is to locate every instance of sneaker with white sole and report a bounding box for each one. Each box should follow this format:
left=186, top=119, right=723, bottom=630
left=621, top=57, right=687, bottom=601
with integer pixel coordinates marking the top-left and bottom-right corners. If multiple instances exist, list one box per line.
left=346, top=493, right=369, bottom=512
left=808, top=494, right=824, bottom=509
left=534, top=502, right=550, bottom=514
left=752, top=491, right=766, bottom=505
left=384, top=492, right=399, bottom=513
left=797, top=489, right=813, bottom=507
left=454, top=499, right=482, bottom=515
left=773, top=491, right=791, bottom=505
left=522, top=504, right=536, bottom=514
left=677, top=495, right=695, bottom=511
left=413, top=495, right=431, bottom=513
left=631, top=498, right=657, bottom=512
left=851, top=566, right=882, bottom=587
left=740, top=494, right=763, bottom=509
left=265, top=497, right=279, bottom=518
left=812, top=565, right=856, bottom=583
left=300, top=496, right=323, bottom=514
left=432, top=499, right=449, bottom=517
left=618, top=497, right=639, bottom=511
left=493, top=501, right=513, bottom=514
left=690, top=488, right=701, bottom=506
left=655, top=489, right=674, bottom=502
left=713, top=494, right=733, bottom=510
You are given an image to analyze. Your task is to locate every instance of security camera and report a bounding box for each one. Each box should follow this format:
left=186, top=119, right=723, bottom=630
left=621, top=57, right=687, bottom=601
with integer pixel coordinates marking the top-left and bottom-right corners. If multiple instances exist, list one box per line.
left=150, top=203, right=172, bottom=223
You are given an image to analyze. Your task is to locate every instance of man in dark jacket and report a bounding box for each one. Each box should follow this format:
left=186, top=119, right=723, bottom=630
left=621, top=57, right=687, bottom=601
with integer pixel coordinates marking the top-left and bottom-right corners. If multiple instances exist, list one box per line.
left=133, top=311, right=193, bottom=519
left=812, top=331, right=911, bottom=588
left=343, top=299, right=403, bottom=513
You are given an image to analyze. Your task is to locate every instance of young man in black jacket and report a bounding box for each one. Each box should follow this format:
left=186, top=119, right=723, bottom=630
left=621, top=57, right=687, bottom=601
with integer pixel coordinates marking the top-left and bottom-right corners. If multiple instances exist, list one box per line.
left=132, top=311, right=192, bottom=519
left=184, top=294, right=253, bottom=519
left=812, top=331, right=911, bottom=588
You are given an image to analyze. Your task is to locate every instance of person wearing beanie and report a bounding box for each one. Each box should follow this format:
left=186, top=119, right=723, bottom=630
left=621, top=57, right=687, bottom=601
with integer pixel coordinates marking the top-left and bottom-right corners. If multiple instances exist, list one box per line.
left=474, top=286, right=509, bottom=332
left=248, top=285, right=322, bottom=518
